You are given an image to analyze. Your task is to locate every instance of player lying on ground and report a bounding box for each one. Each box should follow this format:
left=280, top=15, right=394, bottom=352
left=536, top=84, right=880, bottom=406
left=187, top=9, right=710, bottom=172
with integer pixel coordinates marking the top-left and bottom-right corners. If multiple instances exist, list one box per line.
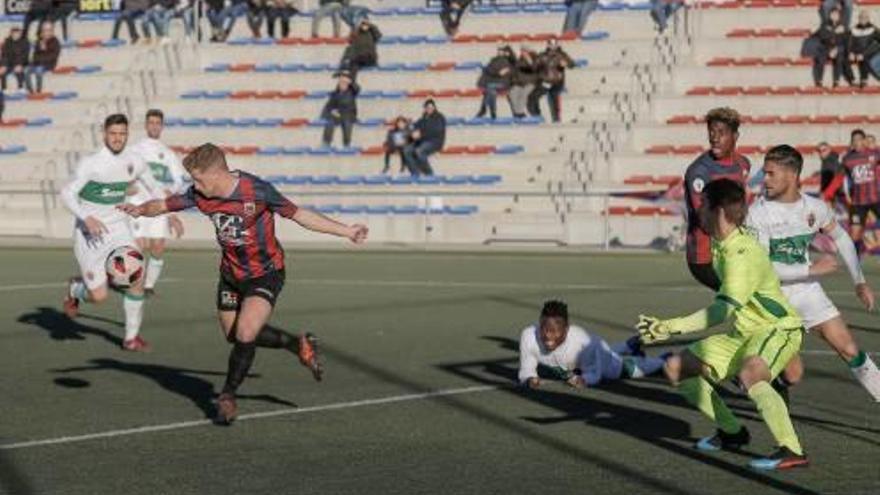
left=747, top=145, right=880, bottom=401
left=637, top=179, right=808, bottom=471
left=61, top=113, right=169, bottom=351
left=119, top=143, right=369, bottom=425
left=519, top=300, right=667, bottom=389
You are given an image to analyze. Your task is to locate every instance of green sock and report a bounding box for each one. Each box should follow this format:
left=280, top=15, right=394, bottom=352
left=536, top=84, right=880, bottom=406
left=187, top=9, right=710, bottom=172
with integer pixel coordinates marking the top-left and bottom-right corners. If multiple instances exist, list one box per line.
left=747, top=381, right=803, bottom=455
left=678, top=377, right=742, bottom=434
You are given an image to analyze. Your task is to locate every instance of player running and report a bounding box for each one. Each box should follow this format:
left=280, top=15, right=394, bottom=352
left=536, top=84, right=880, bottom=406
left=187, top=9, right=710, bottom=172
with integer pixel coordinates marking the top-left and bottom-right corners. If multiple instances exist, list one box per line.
left=128, top=109, right=188, bottom=296
left=61, top=114, right=167, bottom=351
left=520, top=300, right=667, bottom=389
left=119, top=143, right=368, bottom=425
left=747, top=145, right=880, bottom=401
left=638, top=179, right=808, bottom=471
left=683, top=107, right=751, bottom=291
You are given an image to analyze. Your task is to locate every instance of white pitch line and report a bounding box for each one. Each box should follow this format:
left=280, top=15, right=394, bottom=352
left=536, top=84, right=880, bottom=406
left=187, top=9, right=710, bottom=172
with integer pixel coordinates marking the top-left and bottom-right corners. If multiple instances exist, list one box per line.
left=0, top=385, right=499, bottom=451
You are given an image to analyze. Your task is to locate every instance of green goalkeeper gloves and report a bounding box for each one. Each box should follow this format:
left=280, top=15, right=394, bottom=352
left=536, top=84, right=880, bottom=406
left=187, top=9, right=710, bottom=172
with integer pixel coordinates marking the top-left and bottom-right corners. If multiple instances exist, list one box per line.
left=636, top=315, right=674, bottom=344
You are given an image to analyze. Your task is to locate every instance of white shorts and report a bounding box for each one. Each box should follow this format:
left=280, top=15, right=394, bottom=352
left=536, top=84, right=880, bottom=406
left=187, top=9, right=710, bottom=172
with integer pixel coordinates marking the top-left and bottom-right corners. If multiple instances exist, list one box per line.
left=781, top=282, right=840, bottom=330
left=130, top=215, right=169, bottom=240
left=73, top=221, right=136, bottom=290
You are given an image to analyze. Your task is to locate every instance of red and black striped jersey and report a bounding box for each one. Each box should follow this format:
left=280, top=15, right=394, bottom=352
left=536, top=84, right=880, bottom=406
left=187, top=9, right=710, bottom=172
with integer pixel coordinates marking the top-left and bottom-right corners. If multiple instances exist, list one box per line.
left=166, top=171, right=299, bottom=281
left=683, top=151, right=752, bottom=264
left=841, top=149, right=880, bottom=206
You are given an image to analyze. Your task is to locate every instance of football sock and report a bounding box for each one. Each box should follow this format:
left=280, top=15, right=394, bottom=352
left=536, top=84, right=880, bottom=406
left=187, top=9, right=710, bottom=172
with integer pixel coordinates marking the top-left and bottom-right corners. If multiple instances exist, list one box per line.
left=222, top=340, right=256, bottom=395
left=679, top=377, right=742, bottom=435
left=144, top=256, right=164, bottom=290
left=70, top=279, right=89, bottom=302
left=253, top=326, right=298, bottom=351
left=747, top=381, right=803, bottom=455
left=623, top=356, right=665, bottom=378
left=123, top=293, right=144, bottom=341
left=849, top=351, right=880, bottom=401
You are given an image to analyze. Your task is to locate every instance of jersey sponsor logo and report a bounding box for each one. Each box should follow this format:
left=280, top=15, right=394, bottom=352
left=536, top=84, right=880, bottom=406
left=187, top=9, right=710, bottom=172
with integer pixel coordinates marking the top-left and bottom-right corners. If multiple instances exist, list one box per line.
left=768, top=233, right=814, bottom=265
left=210, top=213, right=246, bottom=246
left=147, top=161, right=174, bottom=184
left=78, top=181, right=130, bottom=204
left=692, top=178, right=705, bottom=193
left=243, top=202, right=256, bottom=217
left=220, top=290, right=239, bottom=307
left=851, top=163, right=875, bottom=184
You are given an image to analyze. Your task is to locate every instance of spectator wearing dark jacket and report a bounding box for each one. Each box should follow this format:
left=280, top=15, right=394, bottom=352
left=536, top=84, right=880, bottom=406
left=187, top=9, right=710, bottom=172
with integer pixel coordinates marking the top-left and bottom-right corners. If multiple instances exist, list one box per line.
left=509, top=46, right=538, bottom=119
left=52, top=0, right=78, bottom=41
left=340, top=18, right=380, bottom=78
left=849, top=10, right=880, bottom=86
left=1, top=27, right=29, bottom=91
left=112, top=0, right=150, bottom=43
left=528, top=38, right=575, bottom=123
left=820, top=0, right=853, bottom=29
left=440, top=0, right=473, bottom=37
left=404, top=99, right=446, bottom=176
left=206, top=0, right=249, bottom=42
left=23, top=0, right=53, bottom=40
left=476, top=45, right=514, bottom=120
left=383, top=116, right=412, bottom=174
left=25, top=22, right=61, bottom=94
left=812, top=8, right=855, bottom=87
left=265, top=0, right=298, bottom=38
left=321, top=71, right=359, bottom=147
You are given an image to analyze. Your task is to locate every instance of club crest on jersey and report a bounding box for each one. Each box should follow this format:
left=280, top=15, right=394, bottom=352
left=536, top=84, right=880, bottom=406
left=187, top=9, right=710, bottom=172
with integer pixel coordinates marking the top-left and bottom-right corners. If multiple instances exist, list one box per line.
left=693, top=178, right=705, bottom=193
left=807, top=213, right=816, bottom=228
left=243, top=202, right=256, bottom=217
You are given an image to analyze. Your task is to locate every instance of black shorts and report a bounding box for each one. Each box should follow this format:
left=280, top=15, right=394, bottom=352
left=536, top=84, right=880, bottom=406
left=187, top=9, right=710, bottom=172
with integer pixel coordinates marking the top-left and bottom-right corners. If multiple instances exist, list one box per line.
left=849, top=203, right=880, bottom=227
left=216, top=270, right=286, bottom=312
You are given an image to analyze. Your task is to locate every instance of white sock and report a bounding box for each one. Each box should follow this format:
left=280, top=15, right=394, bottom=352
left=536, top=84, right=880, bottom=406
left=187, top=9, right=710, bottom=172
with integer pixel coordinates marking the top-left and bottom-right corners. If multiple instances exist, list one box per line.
left=145, top=257, right=164, bottom=290
left=850, top=351, right=880, bottom=401
left=623, top=356, right=666, bottom=379
left=123, top=294, right=145, bottom=341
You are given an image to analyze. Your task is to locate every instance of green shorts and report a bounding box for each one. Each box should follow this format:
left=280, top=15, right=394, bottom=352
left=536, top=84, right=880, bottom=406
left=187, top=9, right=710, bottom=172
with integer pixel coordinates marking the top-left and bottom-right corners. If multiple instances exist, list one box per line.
left=688, top=327, right=803, bottom=383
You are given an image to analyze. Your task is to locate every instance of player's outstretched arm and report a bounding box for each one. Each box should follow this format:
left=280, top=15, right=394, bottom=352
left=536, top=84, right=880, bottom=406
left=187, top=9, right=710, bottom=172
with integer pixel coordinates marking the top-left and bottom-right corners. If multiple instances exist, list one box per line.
left=117, top=199, right=170, bottom=218
left=292, top=208, right=368, bottom=244
left=637, top=300, right=733, bottom=344
left=823, top=221, right=874, bottom=311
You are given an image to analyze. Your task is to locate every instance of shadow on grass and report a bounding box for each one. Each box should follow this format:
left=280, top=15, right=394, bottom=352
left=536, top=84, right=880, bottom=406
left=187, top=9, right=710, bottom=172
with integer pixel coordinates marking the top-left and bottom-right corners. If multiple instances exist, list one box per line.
left=0, top=453, right=34, bottom=495
left=17, top=306, right=123, bottom=347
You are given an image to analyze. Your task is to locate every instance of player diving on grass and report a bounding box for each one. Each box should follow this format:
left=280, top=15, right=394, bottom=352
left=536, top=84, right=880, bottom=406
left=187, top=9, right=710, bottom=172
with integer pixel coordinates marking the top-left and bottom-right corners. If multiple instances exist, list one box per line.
left=118, top=143, right=369, bottom=425
left=519, top=300, right=667, bottom=389
left=637, top=179, right=809, bottom=471
left=61, top=114, right=169, bottom=351
left=747, top=145, right=880, bottom=401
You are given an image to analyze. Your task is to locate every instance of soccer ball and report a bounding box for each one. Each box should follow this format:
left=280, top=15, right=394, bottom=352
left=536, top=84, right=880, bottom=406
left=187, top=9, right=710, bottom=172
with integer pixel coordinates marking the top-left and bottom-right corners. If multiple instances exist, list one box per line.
left=105, top=246, right=145, bottom=288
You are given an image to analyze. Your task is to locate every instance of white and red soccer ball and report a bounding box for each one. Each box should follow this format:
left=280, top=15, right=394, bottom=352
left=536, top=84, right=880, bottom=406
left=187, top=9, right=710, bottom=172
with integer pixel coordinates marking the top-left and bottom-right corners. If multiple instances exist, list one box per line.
left=105, top=246, right=145, bottom=288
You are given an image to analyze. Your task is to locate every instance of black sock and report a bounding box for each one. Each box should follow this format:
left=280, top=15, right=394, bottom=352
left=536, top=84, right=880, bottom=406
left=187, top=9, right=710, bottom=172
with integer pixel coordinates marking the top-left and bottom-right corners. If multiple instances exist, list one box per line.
left=254, top=326, right=298, bottom=352
left=222, top=341, right=257, bottom=395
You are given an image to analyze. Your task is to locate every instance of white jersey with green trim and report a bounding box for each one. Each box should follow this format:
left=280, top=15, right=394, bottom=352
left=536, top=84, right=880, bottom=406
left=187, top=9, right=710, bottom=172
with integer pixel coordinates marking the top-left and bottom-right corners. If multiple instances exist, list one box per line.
left=518, top=324, right=623, bottom=386
left=128, top=137, right=187, bottom=205
left=60, top=146, right=157, bottom=227
left=746, top=194, right=835, bottom=290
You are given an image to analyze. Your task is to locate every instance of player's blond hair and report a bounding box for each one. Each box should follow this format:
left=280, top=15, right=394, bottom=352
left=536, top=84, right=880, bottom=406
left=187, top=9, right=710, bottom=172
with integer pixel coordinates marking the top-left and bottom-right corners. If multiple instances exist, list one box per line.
left=183, top=143, right=228, bottom=173
left=705, top=107, right=741, bottom=132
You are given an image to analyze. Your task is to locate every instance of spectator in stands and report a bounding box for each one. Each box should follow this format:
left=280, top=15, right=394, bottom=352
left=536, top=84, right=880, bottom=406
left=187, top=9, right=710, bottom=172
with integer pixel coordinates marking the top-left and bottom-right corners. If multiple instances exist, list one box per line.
left=206, top=0, right=249, bottom=42
left=529, top=38, right=575, bottom=123
left=821, top=0, right=853, bottom=30
left=404, top=99, right=446, bottom=177
left=23, top=0, right=52, bottom=40
left=246, top=0, right=268, bottom=37
left=25, top=22, right=60, bottom=94
left=52, top=0, right=78, bottom=41
left=818, top=141, right=843, bottom=204
left=562, top=0, right=598, bottom=37
left=265, top=0, right=298, bottom=38
left=0, top=27, right=29, bottom=91
left=476, top=45, right=514, bottom=120
left=142, top=0, right=177, bottom=42
left=383, top=116, right=412, bottom=174
left=440, top=0, right=473, bottom=37
left=340, top=17, right=381, bottom=78
left=321, top=70, right=359, bottom=148
left=868, top=134, right=877, bottom=150
left=849, top=10, right=880, bottom=87
left=112, top=0, right=149, bottom=43
left=341, top=4, right=370, bottom=30
left=812, top=7, right=854, bottom=87
left=509, top=45, right=538, bottom=119
left=173, top=0, right=197, bottom=38
left=312, top=0, right=348, bottom=38
left=650, top=0, right=684, bottom=33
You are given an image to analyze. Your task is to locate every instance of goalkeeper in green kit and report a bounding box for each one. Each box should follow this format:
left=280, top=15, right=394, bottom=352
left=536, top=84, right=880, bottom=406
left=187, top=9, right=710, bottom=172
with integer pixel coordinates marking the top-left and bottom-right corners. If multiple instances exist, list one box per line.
left=636, top=178, right=808, bottom=471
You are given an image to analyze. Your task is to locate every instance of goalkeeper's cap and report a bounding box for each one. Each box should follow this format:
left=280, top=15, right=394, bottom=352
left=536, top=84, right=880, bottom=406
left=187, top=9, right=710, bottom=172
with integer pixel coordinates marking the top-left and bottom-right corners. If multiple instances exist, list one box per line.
left=541, top=300, right=568, bottom=321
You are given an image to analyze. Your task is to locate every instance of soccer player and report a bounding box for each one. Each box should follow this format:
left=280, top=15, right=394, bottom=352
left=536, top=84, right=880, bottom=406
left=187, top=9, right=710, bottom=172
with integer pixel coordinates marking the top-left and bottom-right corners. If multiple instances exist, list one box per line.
left=119, top=143, right=369, bottom=424
left=683, top=107, right=752, bottom=291
left=825, top=129, right=880, bottom=255
left=747, top=145, right=880, bottom=401
left=519, top=300, right=666, bottom=389
left=61, top=114, right=167, bottom=351
left=638, top=179, right=808, bottom=471
left=128, top=109, right=187, bottom=296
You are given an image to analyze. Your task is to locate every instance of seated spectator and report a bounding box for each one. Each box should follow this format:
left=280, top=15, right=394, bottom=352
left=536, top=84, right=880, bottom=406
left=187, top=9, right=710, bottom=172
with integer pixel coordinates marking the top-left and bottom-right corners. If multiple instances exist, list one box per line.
left=246, top=0, right=268, bottom=37
left=172, top=0, right=197, bottom=38
left=25, top=22, right=60, bottom=94
left=529, top=38, right=575, bottom=123
left=0, top=27, right=29, bottom=91
left=650, top=0, right=684, bottom=33
left=562, top=0, right=598, bottom=37
left=476, top=45, right=514, bottom=120
left=383, top=116, right=412, bottom=174
left=321, top=71, right=359, bottom=148
left=340, top=17, right=380, bottom=78
left=142, top=0, right=178, bottom=42
left=341, top=4, right=370, bottom=30
left=404, top=99, right=446, bottom=177
left=439, top=0, right=473, bottom=37
left=849, top=10, right=880, bottom=87
left=265, top=0, right=299, bottom=38
left=312, top=0, right=348, bottom=38
left=206, top=0, right=249, bottom=42
left=51, top=0, right=78, bottom=41
left=509, top=45, right=538, bottom=119
left=23, top=0, right=52, bottom=40
left=112, top=0, right=150, bottom=43
left=812, top=7, right=855, bottom=87
left=821, top=0, right=853, bottom=30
